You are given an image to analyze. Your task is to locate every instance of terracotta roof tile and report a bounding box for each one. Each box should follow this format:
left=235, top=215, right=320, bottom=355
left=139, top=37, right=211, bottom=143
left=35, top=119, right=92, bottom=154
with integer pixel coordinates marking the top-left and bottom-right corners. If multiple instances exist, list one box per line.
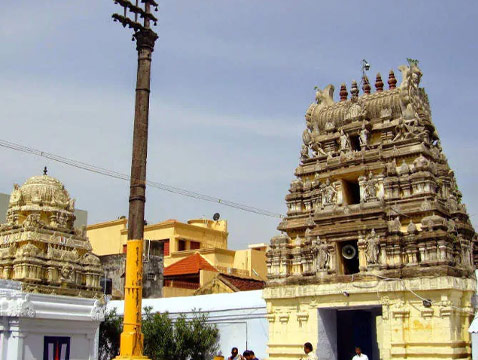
left=164, top=253, right=217, bottom=276
left=218, top=274, right=265, bottom=291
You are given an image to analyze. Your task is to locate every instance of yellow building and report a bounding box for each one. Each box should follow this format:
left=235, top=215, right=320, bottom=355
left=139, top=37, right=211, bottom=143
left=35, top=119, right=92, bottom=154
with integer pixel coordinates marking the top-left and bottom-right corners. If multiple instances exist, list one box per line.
left=265, top=62, right=476, bottom=360
left=87, top=217, right=266, bottom=298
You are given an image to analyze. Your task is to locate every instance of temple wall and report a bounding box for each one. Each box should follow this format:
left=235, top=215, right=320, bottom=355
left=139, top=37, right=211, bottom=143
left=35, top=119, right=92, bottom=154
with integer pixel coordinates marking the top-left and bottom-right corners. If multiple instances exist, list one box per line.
left=264, top=277, right=475, bottom=360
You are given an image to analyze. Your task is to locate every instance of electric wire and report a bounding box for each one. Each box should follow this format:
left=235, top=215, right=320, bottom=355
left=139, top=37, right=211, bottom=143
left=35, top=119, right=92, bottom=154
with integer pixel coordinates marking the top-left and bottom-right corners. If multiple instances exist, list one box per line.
left=0, top=139, right=285, bottom=219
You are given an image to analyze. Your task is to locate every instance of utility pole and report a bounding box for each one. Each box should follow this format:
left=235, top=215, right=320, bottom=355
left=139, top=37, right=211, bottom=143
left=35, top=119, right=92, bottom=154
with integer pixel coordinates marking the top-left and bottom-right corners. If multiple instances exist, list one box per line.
left=112, top=1, right=158, bottom=359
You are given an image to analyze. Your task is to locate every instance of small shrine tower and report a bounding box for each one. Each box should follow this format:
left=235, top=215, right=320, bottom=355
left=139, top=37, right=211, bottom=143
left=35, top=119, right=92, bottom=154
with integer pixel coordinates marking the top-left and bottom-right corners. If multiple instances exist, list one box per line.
left=264, top=61, right=476, bottom=360
left=0, top=171, right=102, bottom=297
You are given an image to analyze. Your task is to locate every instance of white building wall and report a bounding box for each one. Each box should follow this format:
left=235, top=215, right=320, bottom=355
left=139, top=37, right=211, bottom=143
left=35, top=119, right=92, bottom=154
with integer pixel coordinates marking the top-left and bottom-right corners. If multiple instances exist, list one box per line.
left=0, top=280, right=104, bottom=360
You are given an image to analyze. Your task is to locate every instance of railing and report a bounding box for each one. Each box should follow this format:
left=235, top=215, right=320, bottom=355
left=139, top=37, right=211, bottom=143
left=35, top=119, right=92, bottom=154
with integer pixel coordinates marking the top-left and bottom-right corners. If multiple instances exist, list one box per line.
left=163, top=280, right=199, bottom=289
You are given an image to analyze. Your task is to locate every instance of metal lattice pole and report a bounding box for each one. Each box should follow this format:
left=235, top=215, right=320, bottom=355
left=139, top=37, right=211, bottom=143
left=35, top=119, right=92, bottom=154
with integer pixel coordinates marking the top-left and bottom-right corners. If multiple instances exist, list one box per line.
left=112, top=1, right=158, bottom=358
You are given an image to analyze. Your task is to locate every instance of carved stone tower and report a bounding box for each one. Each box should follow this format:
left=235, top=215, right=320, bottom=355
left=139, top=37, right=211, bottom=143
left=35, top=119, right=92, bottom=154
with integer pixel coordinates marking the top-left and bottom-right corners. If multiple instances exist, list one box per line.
left=264, top=61, right=477, bottom=360
left=0, top=173, right=102, bottom=297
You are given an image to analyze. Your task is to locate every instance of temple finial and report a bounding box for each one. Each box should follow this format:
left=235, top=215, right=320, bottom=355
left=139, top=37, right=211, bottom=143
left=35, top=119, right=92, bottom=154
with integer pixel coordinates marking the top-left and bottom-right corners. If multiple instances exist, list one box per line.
left=388, top=70, right=397, bottom=90
left=339, top=83, right=348, bottom=101
left=362, top=75, right=371, bottom=94
left=43, top=166, right=48, bottom=176
left=350, top=80, right=359, bottom=98
left=375, top=73, right=384, bottom=92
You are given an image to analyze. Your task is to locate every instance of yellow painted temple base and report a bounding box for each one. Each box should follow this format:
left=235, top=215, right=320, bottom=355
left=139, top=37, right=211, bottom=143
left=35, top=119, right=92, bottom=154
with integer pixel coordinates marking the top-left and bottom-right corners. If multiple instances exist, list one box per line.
left=264, top=276, right=475, bottom=360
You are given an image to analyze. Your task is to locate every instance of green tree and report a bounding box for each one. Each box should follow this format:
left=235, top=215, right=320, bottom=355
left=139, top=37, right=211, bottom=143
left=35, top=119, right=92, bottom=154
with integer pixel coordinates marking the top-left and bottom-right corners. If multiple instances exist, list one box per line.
left=99, top=307, right=220, bottom=360
left=186, top=312, right=220, bottom=360
left=142, top=307, right=176, bottom=360
left=143, top=307, right=220, bottom=360
left=98, top=308, right=122, bottom=360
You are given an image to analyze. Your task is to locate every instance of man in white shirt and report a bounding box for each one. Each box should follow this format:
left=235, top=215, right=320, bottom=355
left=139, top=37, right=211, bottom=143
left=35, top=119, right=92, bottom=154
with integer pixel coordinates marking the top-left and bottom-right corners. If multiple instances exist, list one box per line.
left=303, top=342, right=318, bottom=360
left=352, top=347, right=369, bottom=360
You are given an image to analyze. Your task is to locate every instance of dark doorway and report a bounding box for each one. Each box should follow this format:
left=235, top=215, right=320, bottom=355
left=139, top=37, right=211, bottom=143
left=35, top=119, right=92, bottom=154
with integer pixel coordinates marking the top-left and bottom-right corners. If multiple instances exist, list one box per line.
left=44, top=336, right=70, bottom=360
left=350, top=135, right=361, bottom=151
left=337, top=310, right=378, bottom=360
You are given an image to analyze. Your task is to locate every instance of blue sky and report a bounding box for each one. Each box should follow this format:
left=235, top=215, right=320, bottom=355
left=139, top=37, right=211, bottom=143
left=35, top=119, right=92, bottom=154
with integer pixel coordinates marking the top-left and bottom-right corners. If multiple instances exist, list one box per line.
left=1, top=1, right=477, bottom=249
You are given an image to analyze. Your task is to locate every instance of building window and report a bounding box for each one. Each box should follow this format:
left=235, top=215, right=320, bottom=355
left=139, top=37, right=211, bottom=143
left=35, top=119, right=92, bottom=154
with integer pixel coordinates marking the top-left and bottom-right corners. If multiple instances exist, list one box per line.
left=178, top=240, right=186, bottom=251
left=147, top=241, right=163, bottom=257
left=100, top=277, right=112, bottom=295
left=164, top=240, right=170, bottom=256
left=44, top=336, right=70, bottom=360
left=122, top=244, right=127, bottom=254
left=146, top=273, right=156, bottom=281
left=342, top=179, right=361, bottom=205
left=190, top=241, right=200, bottom=250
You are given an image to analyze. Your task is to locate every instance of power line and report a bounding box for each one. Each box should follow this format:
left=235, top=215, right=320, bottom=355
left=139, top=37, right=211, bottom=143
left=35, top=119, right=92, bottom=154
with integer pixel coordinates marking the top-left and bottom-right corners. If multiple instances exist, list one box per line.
left=0, top=139, right=285, bottom=219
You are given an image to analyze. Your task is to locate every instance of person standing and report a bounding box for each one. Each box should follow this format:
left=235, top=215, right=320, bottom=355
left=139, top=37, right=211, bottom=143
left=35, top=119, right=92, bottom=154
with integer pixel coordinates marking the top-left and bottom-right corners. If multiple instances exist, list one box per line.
left=303, top=342, right=318, bottom=360
left=228, top=347, right=241, bottom=360
left=352, top=347, right=368, bottom=360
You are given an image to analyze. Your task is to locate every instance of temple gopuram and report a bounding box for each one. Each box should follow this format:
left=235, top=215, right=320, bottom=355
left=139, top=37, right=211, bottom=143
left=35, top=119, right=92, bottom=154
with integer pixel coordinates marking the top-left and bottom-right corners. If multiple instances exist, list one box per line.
left=264, top=61, right=477, bottom=360
left=0, top=172, right=102, bottom=297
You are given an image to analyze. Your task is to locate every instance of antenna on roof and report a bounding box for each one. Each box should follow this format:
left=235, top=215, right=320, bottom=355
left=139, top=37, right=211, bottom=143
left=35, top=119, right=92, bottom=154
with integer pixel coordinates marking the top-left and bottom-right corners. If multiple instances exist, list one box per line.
left=43, top=166, right=48, bottom=175
left=359, top=59, right=371, bottom=94
left=362, top=59, right=371, bottom=75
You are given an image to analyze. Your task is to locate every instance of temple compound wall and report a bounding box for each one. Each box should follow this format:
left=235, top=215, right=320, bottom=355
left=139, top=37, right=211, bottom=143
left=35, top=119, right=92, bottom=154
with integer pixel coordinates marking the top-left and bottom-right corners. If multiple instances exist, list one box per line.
left=265, top=61, right=477, bottom=360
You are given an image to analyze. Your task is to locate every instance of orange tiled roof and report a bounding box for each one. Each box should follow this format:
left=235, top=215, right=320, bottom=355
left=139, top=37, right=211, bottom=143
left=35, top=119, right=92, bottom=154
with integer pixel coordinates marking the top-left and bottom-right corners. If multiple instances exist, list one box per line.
left=164, top=253, right=217, bottom=276
left=218, top=273, right=265, bottom=291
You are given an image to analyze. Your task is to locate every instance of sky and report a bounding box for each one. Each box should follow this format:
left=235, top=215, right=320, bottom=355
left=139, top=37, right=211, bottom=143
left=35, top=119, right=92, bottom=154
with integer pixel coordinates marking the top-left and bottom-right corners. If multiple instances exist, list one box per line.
left=1, top=1, right=478, bottom=250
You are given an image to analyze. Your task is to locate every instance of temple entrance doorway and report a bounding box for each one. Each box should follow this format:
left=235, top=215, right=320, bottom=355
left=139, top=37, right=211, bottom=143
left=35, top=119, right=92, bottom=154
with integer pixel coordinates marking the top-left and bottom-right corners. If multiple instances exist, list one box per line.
left=317, top=306, right=381, bottom=360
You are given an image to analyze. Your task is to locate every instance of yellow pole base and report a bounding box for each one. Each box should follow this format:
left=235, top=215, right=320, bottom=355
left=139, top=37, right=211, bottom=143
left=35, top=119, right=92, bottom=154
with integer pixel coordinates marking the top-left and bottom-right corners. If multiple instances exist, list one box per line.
left=115, top=239, right=149, bottom=360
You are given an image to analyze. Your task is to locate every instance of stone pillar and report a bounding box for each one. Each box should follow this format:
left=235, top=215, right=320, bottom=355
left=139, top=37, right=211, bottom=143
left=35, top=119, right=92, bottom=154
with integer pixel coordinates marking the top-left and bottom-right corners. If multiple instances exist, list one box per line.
left=357, top=234, right=367, bottom=272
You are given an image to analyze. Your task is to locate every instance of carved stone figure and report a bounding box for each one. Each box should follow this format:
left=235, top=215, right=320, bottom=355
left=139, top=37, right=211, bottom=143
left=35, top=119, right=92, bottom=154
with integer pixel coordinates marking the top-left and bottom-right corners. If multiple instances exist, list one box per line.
left=362, top=172, right=377, bottom=202
left=359, top=123, right=369, bottom=149
left=365, top=229, right=380, bottom=265
left=392, top=119, right=412, bottom=142
left=315, top=84, right=335, bottom=107
left=389, top=217, right=401, bottom=233
left=302, top=129, right=312, bottom=146
left=300, top=144, right=309, bottom=161
left=316, top=239, right=329, bottom=270
left=398, top=160, right=410, bottom=175
left=345, top=101, right=366, bottom=122
left=314, top=143, right=327, bottom=157
left=407, top=221, right=418, bottom=234
left=23, top=213, right=43, bottom=229
left=339, top=129, right=351, bottom=153
left=60, top=264, right=74, bottom=282
left=322, top=179, right=337, bottom=205
left=459, top=236, right=472, bottom=268
left=387, top=159, right=397, bottom=176
left=9, top=184, right=22, bottom=205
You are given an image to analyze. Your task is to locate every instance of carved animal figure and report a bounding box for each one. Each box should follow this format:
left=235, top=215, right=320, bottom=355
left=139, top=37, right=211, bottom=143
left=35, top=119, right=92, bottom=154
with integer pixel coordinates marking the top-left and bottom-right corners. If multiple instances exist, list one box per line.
left=314, top=84, right=335, bottom=107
